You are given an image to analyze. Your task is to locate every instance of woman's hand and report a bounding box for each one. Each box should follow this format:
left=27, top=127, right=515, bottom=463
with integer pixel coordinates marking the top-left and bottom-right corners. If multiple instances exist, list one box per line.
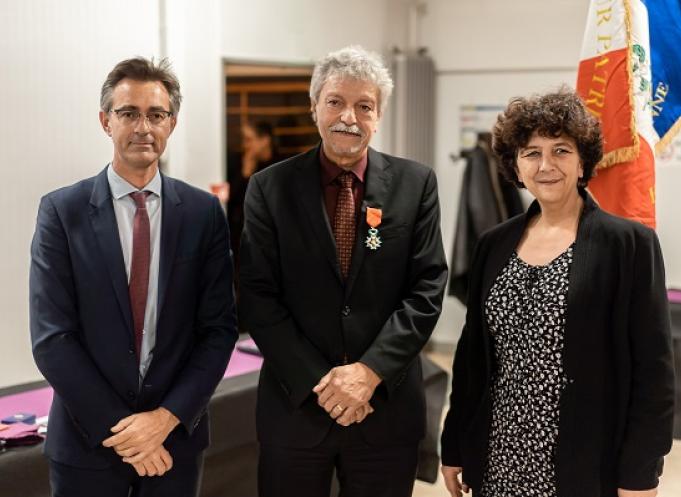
left=617, top=489, right=657, bottom=497
left=441, top=465, right=469, bottom=497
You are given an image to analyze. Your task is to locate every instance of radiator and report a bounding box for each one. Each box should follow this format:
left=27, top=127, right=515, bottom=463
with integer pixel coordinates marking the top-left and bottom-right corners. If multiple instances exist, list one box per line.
left=386, top=50, right=436, bottom=167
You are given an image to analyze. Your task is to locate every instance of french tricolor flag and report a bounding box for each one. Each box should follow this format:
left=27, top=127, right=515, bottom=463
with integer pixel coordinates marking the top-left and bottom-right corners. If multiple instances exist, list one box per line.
left=576, top=0, right=681, bottom=229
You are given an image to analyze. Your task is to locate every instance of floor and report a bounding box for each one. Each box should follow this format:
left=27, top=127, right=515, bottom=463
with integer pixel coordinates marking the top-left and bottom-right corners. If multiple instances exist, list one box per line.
left=413, top=350, right=681, bottom=497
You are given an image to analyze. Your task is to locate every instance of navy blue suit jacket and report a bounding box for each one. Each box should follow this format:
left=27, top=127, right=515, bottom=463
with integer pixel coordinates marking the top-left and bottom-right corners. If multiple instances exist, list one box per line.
left=29, top=167, right=237, bottom=468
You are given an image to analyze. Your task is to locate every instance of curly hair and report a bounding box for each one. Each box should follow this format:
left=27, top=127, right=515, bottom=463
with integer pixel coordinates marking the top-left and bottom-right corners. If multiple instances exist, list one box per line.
left=492, top=88, right=603, bottom=188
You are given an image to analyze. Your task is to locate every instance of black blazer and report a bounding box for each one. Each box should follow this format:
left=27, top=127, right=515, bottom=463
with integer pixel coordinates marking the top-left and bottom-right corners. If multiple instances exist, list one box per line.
left=238, top=146, right=448, bottom=447
left=440, top=190, right=675, bottom=497
left=29, top=168, right=238, bottom=468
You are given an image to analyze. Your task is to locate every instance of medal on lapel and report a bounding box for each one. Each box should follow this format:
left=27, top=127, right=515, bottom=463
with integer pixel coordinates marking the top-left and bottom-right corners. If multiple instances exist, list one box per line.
left=365, top=207, right=383, bottom=250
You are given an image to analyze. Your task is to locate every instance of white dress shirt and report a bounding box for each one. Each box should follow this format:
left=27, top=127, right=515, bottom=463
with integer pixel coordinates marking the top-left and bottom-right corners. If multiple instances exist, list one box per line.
left=107, top=165, right=162, bottom=383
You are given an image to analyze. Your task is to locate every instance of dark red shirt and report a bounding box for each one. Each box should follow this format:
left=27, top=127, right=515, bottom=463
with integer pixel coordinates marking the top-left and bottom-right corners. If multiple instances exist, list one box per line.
left=319, top=147, right=367, bottom=225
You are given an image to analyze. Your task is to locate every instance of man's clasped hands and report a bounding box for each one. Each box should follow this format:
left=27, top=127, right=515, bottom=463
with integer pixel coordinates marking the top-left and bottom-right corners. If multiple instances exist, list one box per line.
left=101, top=407, right=180, bottom=477
left=99, top=362, right=380, bottom=478
left=312, top=362, right=381, bottom=426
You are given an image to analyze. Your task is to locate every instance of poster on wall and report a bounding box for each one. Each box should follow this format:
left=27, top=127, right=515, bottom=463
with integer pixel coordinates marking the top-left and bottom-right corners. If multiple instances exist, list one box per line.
left=459, top=104, right=505, bottom=152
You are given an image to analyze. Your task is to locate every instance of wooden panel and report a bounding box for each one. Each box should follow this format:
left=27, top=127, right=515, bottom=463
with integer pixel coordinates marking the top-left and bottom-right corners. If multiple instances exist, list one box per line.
left=225, top=64, right=312, bottom=77
left=226, top=82, right=310, bottom=93
left=225, top=70, right=319, bottom=165
left=226, top=106, right=310, bottom=116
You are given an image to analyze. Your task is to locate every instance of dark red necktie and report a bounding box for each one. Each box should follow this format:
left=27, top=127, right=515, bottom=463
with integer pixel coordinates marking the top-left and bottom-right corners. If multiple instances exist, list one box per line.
left=333, top=172, right=356, bottom=279
left=128, top=191, right=150, bottom=362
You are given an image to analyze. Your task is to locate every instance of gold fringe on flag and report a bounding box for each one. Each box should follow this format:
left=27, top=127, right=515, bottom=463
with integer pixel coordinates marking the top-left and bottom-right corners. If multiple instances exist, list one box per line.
left=623, top=0, right=639, bottom=152
left=655, top=116, right=681, bottom=154
left=596, top=144, right=640, bottom=169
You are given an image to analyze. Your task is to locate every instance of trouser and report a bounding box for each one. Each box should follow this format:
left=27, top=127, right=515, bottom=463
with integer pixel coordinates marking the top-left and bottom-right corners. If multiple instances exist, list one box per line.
left=48, top=453, right=203, bottom=497
left=258, top=424, right=418, bottom=497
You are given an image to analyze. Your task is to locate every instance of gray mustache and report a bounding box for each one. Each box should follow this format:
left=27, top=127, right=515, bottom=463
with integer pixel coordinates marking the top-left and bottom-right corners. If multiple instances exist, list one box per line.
left=329, top=123, right=363, bottom=136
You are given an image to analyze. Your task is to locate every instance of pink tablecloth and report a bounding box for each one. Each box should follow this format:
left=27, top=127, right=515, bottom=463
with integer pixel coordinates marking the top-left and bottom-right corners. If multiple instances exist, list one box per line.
left=668, top=289, right=681, bottom=304
left=0, top=340, right=262, bottom=420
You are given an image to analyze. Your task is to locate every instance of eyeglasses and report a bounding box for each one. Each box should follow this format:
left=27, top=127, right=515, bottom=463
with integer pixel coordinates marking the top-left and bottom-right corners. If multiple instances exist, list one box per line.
left=110, top=108, right=173, bottom=126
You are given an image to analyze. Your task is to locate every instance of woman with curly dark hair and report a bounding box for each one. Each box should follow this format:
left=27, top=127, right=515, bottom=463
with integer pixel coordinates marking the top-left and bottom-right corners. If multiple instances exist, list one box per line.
left=440, top=89, right=674, bottom=497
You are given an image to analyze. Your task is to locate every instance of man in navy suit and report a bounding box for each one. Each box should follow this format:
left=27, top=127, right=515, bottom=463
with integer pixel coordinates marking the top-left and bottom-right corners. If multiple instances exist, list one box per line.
left=29, top=57, right=237, bottom=497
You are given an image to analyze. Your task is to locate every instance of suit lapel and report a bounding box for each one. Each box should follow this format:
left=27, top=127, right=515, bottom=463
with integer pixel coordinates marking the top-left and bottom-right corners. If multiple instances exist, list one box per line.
left=88, top=168, right=134, bottom=337
left=562, top=189, right=596, bottom=378
left=345, top=148, right=391, bottom=298
left=478, top=209, right=525, bottom=376
left=157, top=175, right=183, bottom=316
left=480, top=219, right=524, bottom=308
left=295, top=146, right=342, bottom=283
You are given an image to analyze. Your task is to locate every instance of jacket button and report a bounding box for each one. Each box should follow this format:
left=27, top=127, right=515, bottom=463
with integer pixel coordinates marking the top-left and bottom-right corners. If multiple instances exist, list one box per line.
left=342, top=306, right=351, bottom=317
left=128, top=348, right=135, bottom=355
left=127, top=391, right=136, bottom=399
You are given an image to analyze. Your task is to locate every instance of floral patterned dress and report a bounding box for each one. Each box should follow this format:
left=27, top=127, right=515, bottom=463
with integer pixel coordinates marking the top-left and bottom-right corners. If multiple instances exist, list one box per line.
left=479, top=245, right=574, bottom=497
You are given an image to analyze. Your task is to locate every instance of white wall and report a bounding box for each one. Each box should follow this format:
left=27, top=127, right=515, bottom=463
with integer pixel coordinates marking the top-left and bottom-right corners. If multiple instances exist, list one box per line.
left=220, top=0, right=391, bottom=63
left=422, top=0, right=589, bottom=72
left=656, top=166, right=681, bottom=288
left=163, top=0, right=225, bottom=188
left=0, top=0, right=159, bottom=388
left=0, top=0, right=407, bottom=388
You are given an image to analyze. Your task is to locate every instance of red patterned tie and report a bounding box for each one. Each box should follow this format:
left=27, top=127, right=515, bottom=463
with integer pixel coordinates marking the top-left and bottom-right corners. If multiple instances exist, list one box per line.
left=333, top=172, right=356, bottom=279
left=128, top=191, right=150, bottom=362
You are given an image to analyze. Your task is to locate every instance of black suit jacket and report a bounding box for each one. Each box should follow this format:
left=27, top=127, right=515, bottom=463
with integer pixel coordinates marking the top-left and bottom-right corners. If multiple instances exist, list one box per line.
left=238, top=146, right=448, bottom=447
left=29, top=167, right=238, bottom=468
left=440, top=190, right=675, bottom=497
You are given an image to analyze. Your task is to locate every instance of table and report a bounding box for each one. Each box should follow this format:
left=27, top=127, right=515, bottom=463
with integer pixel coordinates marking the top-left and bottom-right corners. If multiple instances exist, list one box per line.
left=0, top=344, right=447, bottom=497
left=0, top=343, right=263, bottom=497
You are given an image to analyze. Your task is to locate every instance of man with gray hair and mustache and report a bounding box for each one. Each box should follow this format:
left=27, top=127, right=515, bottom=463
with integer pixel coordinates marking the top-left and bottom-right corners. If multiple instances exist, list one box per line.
left=239, top=45, right=448, bottom=496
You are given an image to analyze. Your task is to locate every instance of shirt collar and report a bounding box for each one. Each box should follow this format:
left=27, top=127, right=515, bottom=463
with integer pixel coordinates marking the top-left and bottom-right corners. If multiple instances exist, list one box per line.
left=107, top=164, right=162, bottom=200
left=319, top=145, right=368, bottom=186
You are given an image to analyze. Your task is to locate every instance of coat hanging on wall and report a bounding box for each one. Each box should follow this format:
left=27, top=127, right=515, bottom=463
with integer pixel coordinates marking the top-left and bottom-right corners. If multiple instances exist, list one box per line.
left=448, top=134, right=524, bottom=304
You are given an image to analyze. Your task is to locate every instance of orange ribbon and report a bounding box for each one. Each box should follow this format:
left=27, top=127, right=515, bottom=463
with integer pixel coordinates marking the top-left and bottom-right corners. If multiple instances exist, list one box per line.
left=366, top=207, right=382, bottom=228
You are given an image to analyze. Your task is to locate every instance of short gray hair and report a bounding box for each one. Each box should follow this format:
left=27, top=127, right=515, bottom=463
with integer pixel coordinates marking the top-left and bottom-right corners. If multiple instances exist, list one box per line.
left=310, top=46, right=393, bottom=115
left=100, top=57, right=182, bottom=114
